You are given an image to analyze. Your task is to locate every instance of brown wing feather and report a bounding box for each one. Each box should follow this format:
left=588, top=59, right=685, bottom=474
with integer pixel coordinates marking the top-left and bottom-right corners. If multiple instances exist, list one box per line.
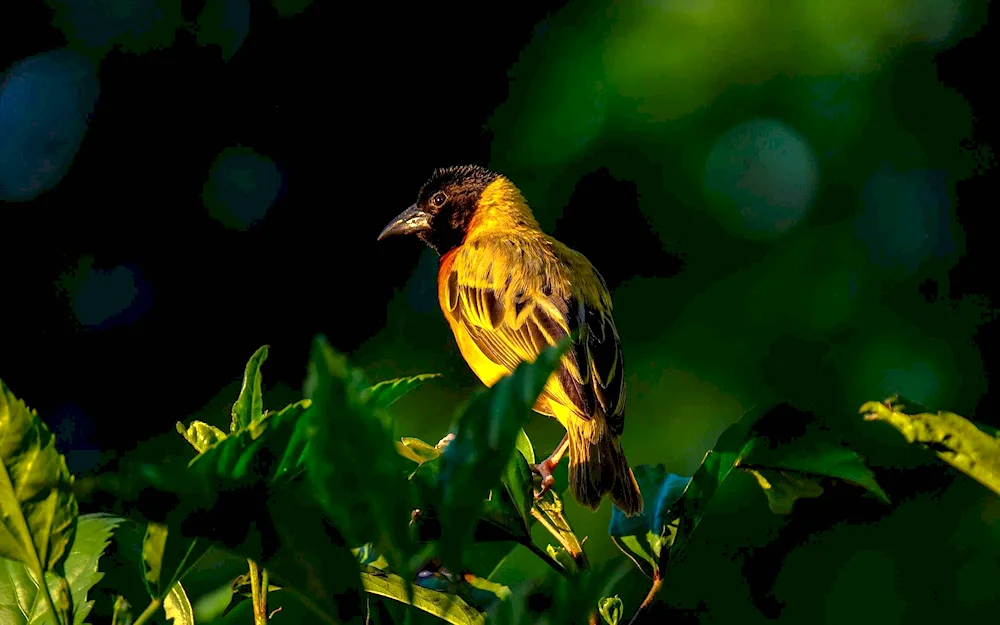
left=442, top=240, right=626, bottom=433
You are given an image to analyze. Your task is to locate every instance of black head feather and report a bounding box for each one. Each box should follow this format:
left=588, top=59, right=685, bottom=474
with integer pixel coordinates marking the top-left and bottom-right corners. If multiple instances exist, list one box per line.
left=414, top=164, right=501, bottom=254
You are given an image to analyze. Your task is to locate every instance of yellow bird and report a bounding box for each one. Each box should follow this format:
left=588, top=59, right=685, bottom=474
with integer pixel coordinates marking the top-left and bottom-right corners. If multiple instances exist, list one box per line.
left=378, top=165, right=642, bottom=516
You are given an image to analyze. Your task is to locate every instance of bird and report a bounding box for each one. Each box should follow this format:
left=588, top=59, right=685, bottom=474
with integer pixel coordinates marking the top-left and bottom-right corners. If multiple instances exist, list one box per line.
left=377, top=164, right=643, bottom=516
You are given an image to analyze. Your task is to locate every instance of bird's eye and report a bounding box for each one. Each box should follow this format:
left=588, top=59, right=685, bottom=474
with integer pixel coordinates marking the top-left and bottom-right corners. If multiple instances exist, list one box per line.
left=431, top=192, right=447, bottom=207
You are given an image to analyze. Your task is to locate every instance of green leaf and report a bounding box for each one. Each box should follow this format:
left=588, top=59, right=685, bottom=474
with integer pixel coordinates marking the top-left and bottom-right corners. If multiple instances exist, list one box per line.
left=0, top=379, right=79, bottom=625
left=0, top=513, right=121, bottom=625
left=413, top=569, right=512, bottom=612
left=190, top=399, right=312, bottom=484
left=112, top=595, right=133, bottom=625
left=459, top=573, right=513, bottom=607
left=545, top=544, right=577, bottom=574
left=163, top=581, right=194, bottom=625
left=514, top=429, right=535, bottom=465
left=175, top=420, right=227, bottom=455
left=367, top=373, right=441, bottom=410
left=671, top=403, right=888, bottom=559
left=737, top=406, right=889, bottom=505
left=361, top=565, right=485, bottom=625
left=265, top=400, right=314, bottom=484
left=500, top=448, right=534, bottom=531
left=76, top=389, right=358, bottom=625
left=141, top=522, right=210, bottom=601
left=77, top=464, right=359, bottom=623
left=231, top=345, right=269, bottom=432
left=406, top=429, right=584, bottom=577
left=531, top=490, right=588, bottom=572
left=608, top=465, right=690, bottom=579
left=489, top=561, right=631, bottom=625
left=353, top=544, right=391, bottom=569
left=437, top=340, right=570, bottom=569
left=861, top=395, right=1000, bottom=497
left=396, top=437, right=442, bottom=465
left=745, top=468, right=825, bottom=515
left=598, top=595, right=624, bottom=625
left=304, top=336, right=417, bottom=569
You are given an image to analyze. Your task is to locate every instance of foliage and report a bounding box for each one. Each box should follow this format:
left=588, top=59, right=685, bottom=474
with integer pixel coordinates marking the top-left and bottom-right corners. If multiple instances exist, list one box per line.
left=2, top=342, right=999, bottom=625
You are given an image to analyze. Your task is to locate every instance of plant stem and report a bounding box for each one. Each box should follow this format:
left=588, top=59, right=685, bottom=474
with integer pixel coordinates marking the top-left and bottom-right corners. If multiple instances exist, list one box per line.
left=627, top=573, right=664, bottom=625
left=131, top=598, right=163, bottom=625
left=248, top=559, right=268, bottom=625
left=261, top=567, right=271, bottom=617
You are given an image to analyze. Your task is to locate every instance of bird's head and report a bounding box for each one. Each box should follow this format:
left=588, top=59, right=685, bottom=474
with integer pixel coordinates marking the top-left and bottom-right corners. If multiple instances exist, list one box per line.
left=378, top=164, right=528, bottom=255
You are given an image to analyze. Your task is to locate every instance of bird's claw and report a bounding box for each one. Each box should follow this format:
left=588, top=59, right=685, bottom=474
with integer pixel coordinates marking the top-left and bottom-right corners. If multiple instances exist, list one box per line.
left=531, top=458, right=558, bottom=500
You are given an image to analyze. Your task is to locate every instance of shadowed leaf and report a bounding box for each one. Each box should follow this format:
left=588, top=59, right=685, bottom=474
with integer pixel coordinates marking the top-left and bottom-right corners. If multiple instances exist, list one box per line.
left=141, top=522, right=210, bottom=603
left=368, top=374, right=442, bottom=410
left=304, top=336, right=417, bottom=572
left=608, top=465, right=689, bottom=579
left=75, top=464, right=357, bottom=623
left=746, top=468, right=825, bottom=514
left=436, top=340, right=571, bottom=570
left=671, top=403, right=888, bottom=559
left=489, top=561, right=630, bottom=625
left=74, top=391, right=356, bottom=624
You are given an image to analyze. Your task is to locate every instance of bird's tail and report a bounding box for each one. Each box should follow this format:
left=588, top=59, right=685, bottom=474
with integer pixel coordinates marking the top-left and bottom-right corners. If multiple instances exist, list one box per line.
left=566, top=420, right=643, bottom=516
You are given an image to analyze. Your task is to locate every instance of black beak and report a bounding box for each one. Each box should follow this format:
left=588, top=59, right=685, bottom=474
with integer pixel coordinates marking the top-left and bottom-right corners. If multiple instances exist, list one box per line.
left=377, top=204, right=432, bottom=241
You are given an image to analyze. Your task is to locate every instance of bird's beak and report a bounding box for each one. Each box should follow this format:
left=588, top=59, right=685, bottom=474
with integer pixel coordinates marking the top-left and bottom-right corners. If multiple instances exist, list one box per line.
left=377, top=204, right=432, bottom=241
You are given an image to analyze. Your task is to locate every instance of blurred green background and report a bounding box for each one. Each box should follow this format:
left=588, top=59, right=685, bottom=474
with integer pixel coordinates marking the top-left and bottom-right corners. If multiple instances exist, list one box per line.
left=2, top=0, right=997, bottom=622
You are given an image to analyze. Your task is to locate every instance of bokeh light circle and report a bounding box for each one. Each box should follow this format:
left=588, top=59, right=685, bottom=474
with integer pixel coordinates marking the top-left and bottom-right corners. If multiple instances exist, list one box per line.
left=202, top=146, right=284, bottom=230
left=0, top=49, right=99, bottom=202
left=703, top=118, right=819, bottom=239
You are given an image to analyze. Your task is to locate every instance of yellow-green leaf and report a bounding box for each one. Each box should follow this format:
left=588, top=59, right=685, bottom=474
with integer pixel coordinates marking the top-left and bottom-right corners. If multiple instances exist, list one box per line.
left=164, top=580, right=195, bottom=625
left=598, top=595, right=624, bottom=625
left=112, top=595, right=133, bottom=625
left=531, top=490, right=588, bottom=572
left=861, top=396, right=1000, bottom=496
left=0, top=379, right=78, bottom=625
left=142, top=522, right=210, bottom=601
left=361, top=566, right=485, bottom=625
left=175, top=421, right=227, bottom=455
left=0, top=513, right=121, bottom=625
left=396, top=437, right=442, bottom=464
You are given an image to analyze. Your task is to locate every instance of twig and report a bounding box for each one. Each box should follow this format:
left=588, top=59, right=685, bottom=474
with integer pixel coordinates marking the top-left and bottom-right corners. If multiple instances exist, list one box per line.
left=131, top=598, right=163, bottom=625
left=248, top=559, right=268, bottom=625
left=627, top=573, right=663, bottom=625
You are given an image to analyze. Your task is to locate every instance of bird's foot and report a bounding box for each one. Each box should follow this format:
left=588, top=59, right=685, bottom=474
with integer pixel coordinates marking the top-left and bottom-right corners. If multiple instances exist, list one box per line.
left=531, top=457, right=558, bottom=500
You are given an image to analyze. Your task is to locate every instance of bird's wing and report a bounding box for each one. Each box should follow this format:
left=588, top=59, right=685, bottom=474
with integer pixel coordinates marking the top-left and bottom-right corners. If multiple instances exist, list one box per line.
left=441, top=238, right=626, bottom=433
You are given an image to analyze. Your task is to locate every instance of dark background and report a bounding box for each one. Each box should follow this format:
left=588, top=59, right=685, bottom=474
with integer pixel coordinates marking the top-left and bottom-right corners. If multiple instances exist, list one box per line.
left=2, top=0, right=999, bottom=622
